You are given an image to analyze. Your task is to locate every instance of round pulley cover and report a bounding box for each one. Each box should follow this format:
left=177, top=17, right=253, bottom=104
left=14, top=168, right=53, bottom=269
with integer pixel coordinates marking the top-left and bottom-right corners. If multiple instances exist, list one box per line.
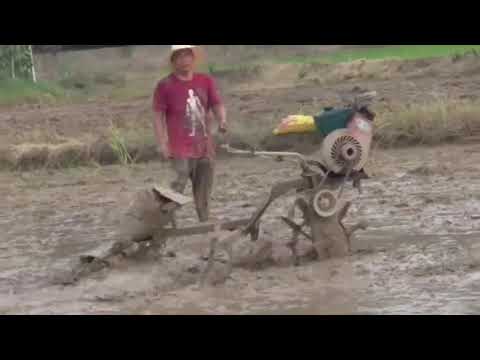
left=320, top=129, right=370, bottom=174
left=312, top=189, right=339, bottom=218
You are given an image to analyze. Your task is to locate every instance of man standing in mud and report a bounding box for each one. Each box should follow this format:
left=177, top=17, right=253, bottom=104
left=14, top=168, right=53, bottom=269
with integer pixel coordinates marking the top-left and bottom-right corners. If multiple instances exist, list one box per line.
left=153, top=45, right=227, bottom=223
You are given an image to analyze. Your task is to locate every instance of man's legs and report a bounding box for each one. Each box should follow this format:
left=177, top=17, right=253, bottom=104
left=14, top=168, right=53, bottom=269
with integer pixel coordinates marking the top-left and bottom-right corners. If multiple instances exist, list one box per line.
left=191, top=158, right=215, bottom=223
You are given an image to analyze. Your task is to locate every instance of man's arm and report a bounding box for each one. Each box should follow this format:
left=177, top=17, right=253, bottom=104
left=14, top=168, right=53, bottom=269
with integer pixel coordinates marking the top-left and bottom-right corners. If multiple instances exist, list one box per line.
left=207, top=76, right=227, bottom=133
left=212, top=104, right=227, bottom=133
left=153, top=111, right=170, bottom=158
left=153, top=81, right=170, bottom=158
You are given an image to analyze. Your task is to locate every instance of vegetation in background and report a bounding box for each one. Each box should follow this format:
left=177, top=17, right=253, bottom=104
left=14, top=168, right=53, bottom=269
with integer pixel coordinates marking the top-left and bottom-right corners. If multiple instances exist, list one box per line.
left=0, top=45, right=36, bottom=81
left=2, top=45, right=480, bottom=171
left=0, top=78, right=66, bottom=106
left=3, top=45, right=480, bottom=106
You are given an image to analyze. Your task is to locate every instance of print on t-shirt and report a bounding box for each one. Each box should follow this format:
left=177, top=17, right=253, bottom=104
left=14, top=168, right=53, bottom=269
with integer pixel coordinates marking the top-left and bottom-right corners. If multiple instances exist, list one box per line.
left=185, top=89, right=207, bottom=138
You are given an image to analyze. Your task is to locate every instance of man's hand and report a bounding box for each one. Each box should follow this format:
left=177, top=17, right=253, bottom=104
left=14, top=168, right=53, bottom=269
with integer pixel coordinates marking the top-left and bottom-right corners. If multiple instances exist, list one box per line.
left=219, top=120, right=228, bottom=134
left=213, top=104, right=227, bottom=134
left=157, top=141, right=171, bottom=160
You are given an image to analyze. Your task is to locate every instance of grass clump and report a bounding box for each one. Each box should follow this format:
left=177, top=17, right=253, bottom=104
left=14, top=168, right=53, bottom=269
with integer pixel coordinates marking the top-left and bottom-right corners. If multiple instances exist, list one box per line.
left=109, top=126, right=135, bottom=165
left=375, top=100, right=480, bottom=146
left=0, top=141, right=92, bottom=171
left=0, top=124, right=159, bottom=172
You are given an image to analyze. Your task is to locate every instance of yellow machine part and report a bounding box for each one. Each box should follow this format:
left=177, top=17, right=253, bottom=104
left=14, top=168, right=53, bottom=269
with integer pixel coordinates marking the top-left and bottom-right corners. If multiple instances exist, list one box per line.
left=273, top=115, right=316, bottom=136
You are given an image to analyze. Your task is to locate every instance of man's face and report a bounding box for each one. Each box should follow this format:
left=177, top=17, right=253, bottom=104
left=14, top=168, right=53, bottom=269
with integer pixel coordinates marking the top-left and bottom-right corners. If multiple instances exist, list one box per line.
left=171, top=49, right=195, bottom=73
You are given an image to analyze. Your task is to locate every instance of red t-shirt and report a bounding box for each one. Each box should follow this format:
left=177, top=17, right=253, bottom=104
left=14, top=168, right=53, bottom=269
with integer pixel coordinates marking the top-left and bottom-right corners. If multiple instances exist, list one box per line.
left=153, top=73, right=222, bottom=160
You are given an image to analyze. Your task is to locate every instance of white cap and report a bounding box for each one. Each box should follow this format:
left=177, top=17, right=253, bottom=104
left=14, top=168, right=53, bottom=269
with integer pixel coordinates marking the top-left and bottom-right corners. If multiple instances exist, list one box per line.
left=169, top=45, right=204, bottom=64
left=171, top=45, right=196, bottom=53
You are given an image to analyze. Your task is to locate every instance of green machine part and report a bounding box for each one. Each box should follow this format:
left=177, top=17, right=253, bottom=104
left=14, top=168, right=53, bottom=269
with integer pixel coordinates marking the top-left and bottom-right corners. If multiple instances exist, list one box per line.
left=314, top=108, right=355, bottom=137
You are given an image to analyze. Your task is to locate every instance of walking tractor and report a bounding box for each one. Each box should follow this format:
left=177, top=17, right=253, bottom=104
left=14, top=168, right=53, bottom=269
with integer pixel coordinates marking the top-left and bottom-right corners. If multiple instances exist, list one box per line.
left=67, top=92, right=377, bottom=285
left=214, top=91, right=377, bottom=266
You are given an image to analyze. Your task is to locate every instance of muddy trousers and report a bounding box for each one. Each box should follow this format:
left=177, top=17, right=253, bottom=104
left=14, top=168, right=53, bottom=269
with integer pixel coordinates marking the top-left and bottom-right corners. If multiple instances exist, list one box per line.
left=171, top=158, right=214, bottom=223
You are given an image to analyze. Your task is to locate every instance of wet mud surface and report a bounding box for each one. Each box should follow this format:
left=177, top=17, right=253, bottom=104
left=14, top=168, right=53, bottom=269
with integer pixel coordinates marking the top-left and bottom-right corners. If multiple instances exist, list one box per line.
left=2, top=144, right=480, bottom=314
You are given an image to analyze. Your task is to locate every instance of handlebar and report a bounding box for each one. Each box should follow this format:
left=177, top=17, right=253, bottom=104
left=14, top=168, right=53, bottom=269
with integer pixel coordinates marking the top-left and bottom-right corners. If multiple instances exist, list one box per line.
left=221, top=144, right=307, bottom=162
left=221, top=144, right=327, bottom=177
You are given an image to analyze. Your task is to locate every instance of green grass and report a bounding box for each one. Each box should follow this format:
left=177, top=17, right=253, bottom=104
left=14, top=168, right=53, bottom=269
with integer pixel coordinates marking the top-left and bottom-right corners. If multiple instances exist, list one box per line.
left=0, top=78, right=67, bottom=106
left=110, top=127, right=135, bottom=165
left=280, top=45, right=480, bottom=65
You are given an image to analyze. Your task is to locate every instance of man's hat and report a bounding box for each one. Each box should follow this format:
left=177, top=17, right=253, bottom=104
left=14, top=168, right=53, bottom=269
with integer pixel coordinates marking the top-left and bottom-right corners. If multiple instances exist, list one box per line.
left=170, top=45, right=205, bottom=64
left=171, top=45, right=196, bottom=53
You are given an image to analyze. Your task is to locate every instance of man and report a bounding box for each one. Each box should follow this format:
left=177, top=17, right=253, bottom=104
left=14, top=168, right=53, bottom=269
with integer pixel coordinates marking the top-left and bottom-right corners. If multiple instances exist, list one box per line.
left=153, top=45, right=227, bottom=223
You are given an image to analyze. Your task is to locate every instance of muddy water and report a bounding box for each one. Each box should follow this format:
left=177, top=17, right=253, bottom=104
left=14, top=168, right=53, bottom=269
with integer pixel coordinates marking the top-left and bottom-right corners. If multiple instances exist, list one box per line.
left=1, top=144, right=480, bottom=315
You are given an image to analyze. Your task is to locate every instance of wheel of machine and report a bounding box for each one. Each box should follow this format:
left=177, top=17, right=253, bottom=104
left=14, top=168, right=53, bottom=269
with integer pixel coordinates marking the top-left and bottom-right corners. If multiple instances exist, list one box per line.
left=312, top=189, right=339, bottom=218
